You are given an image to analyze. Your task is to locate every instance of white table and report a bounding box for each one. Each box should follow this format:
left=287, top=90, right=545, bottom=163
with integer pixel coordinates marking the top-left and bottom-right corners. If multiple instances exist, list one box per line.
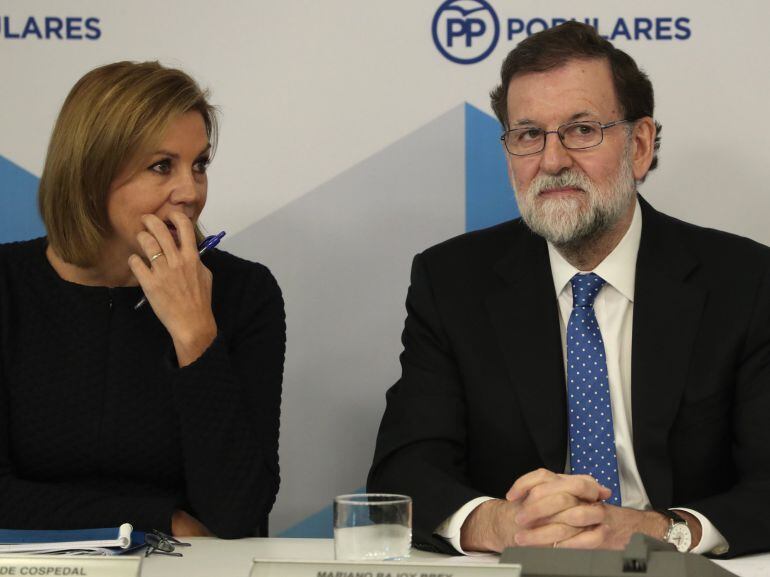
left=138, top=537, right=770, bottom=577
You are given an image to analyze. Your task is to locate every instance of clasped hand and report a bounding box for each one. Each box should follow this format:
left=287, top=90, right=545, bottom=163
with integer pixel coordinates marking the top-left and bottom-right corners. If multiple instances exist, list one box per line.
left=462, top=468, right=662, bottom=552
left=128, top=213, right=217, bottom=367
left=508, top=469, right=619, bottom=549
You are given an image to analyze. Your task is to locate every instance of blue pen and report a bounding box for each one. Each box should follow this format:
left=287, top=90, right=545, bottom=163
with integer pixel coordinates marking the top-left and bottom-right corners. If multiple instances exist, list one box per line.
left=133, top=231, right=227, bottom=310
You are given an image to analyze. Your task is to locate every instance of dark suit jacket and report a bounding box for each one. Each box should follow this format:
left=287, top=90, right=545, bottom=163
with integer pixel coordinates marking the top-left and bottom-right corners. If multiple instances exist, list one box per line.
left=368, top=197, right=770, bottom=558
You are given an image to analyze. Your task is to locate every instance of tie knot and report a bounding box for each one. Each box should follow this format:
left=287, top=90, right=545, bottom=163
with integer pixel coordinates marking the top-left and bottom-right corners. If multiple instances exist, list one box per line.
left=570, top=273, right=606, bottom=308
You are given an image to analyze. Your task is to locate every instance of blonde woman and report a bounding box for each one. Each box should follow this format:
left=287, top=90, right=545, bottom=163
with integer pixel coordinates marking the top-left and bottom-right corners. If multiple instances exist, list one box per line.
left=0, top=62, right=284, bottom=538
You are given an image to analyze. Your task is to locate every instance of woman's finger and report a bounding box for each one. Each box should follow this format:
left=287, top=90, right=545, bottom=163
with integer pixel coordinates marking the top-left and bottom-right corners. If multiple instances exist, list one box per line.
left=128, top=253, right=153, bottom=288
left=168, top=212, right=198, bottom=257
left=141, top=214, right=179, bottom=264
left=136, top=230, right=165, bottom=265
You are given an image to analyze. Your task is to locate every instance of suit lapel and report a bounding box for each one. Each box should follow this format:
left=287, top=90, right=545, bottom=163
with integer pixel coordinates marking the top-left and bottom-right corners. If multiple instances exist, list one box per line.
left=485, top=231, right=567, bottom=473
left=632, top=198, right=706, bottom=506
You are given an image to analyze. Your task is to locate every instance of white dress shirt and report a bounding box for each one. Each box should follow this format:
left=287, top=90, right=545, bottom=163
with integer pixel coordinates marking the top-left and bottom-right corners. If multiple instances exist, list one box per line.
left=436, top=200, right=728, bottom=555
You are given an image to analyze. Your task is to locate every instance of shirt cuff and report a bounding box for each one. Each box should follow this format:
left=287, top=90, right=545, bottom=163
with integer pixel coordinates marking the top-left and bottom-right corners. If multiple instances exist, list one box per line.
left=672, top=507, right=729, bottom=555
left=435, top=496, right=496, bottom=555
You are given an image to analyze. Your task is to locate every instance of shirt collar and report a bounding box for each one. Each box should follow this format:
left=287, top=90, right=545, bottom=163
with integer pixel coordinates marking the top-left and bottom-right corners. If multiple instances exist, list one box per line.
left=547, top=198, right=642, bottom=302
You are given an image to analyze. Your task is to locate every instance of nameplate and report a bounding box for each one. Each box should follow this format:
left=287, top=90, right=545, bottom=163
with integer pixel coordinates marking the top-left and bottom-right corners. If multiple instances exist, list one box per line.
left=249, top=559, right=521, bottom=577
left=0, top=555, right=141, bottom=577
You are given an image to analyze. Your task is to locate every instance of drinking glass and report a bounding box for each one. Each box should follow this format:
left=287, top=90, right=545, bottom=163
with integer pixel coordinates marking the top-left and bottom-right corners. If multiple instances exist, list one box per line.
left=333, top=494, right=412, bottom=561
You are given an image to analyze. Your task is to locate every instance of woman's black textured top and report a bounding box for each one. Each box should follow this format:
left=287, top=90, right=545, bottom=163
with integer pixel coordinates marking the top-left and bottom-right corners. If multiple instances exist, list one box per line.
left=0, top=238, right=285, bottom=538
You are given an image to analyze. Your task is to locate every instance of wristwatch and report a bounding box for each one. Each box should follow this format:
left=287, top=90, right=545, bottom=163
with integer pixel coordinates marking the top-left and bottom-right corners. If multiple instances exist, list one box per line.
left=659, top=509, right=692, bottom=552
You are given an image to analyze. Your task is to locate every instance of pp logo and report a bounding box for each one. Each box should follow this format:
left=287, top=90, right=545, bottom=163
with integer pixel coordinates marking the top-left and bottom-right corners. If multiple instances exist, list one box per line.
left=432, top=0, right=500, bottom=64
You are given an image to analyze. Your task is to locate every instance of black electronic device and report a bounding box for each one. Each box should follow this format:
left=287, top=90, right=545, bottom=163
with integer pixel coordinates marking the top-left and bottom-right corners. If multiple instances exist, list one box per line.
left=500, top=533, right=737, bottom=577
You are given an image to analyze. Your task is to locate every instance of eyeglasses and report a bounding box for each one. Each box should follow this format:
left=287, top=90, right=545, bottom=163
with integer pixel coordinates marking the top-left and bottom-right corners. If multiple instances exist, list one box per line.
left=144, top=530, right=191, bottom=557
left=500, top=119, right=631, bottom=156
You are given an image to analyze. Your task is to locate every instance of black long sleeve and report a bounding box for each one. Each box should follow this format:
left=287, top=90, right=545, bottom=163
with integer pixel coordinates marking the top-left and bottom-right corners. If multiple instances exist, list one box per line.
left=0, top=238, right=285, bottom=536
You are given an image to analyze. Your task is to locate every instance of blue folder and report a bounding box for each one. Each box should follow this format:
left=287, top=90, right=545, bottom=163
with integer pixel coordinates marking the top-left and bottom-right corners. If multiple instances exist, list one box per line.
left=0, top=523, right=138, bottom=555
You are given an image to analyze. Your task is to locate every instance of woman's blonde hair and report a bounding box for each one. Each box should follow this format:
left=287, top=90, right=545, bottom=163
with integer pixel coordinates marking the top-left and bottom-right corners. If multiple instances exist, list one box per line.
left=39, top=61, right=217, bottom=267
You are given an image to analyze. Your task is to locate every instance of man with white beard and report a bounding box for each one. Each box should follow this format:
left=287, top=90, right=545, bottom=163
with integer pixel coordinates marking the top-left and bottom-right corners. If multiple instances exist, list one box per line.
left=369, top=22, right=770, bottom=559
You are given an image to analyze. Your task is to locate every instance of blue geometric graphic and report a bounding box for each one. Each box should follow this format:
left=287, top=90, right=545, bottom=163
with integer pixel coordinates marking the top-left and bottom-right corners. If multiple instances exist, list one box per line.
left=0, top=155, right=45, bottom=243
left=465, top=103, right=519, bottom=232
left=278, top=486, right=364, bottom=538
left=279, top=503, right=334, bottom=538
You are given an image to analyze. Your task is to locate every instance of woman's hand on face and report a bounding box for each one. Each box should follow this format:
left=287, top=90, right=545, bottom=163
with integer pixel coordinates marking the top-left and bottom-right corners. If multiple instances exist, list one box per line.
left=128, top=212, right=217, bottom=367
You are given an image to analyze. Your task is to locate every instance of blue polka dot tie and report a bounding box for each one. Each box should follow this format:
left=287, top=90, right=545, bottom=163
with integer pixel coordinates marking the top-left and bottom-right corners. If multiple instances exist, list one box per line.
left=567, top=273, right=621, bottom=505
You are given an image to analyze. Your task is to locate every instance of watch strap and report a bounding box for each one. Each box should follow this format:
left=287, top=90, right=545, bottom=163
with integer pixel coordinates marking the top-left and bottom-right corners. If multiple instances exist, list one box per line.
left=657, top=509, right=688, bottom=526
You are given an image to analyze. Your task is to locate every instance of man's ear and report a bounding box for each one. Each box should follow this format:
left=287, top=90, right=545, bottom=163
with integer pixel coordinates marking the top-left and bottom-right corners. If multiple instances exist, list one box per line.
left=631, top=117, right=656, bottom=181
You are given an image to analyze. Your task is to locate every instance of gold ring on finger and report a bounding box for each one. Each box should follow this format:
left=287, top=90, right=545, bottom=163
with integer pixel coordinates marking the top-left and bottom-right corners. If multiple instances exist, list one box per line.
left=150, top=251, right=165, bottom=262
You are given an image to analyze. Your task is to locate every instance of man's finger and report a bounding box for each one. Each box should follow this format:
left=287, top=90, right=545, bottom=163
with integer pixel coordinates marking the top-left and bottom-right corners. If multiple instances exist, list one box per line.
left=507, top=468, right=560, bottom=501
left=515, top=492, right=580, bottom=527
left=548, top=502, right=606, bottom=528
left=513, top=522, right=583, bottom=547
left=525, top=475, right=610, bottom=504
left=552, top=523, right=610, bottom=550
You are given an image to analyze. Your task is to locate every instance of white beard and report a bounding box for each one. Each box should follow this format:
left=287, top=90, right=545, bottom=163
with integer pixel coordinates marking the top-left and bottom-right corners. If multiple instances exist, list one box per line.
left=515, top=148, right=636, bottom=247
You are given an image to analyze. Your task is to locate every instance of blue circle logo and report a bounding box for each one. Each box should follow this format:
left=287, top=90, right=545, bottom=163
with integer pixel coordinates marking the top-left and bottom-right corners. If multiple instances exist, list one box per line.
left=432, top=0, right=500, bottom=64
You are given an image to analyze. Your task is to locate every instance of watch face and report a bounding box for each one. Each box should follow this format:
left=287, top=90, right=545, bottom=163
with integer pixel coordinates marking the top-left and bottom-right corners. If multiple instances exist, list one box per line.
left=668, top=524, right=692, bottom=553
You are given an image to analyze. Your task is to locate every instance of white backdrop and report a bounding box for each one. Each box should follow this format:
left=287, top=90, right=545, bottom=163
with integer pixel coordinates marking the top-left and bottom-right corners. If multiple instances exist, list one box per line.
left=2, top=1, right=769, bottom=535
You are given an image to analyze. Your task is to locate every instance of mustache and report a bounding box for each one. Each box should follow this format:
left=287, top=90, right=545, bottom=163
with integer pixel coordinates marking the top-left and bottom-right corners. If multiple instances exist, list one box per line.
left=526, top=170, right=594, bottom=197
